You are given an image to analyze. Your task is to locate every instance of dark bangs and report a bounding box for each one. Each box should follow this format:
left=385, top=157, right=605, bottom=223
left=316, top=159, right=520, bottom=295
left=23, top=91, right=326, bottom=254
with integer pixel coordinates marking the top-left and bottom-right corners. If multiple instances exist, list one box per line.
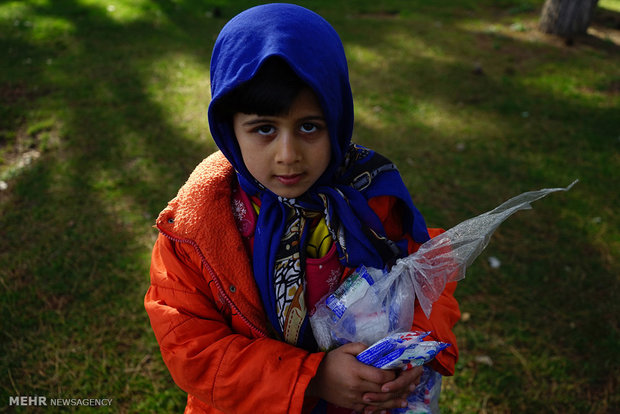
left=212, top=57, right=307, bottom=119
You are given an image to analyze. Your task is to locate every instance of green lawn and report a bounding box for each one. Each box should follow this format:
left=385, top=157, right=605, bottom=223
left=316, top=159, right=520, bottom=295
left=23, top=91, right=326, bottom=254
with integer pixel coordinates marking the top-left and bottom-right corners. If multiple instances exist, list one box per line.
left=1, top=1, right=618, bottom=412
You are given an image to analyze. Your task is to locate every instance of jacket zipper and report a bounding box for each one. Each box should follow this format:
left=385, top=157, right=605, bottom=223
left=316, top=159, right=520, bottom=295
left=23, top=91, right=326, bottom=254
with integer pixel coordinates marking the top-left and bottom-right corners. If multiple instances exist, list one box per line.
left=158, top=228, right=269, bottom=338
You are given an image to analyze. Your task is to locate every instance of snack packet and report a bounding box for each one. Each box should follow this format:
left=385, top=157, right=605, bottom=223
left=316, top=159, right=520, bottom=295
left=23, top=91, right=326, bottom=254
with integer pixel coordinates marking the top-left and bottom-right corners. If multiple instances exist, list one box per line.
left=356, top=332, right=448, bottom=414
left=356, top=331, right=430, bottom=366
left=311, top=265, right=409, bottom=348
left=372, top=341, right=450, bottom=370
left=326, top=265, right=380, bottom=319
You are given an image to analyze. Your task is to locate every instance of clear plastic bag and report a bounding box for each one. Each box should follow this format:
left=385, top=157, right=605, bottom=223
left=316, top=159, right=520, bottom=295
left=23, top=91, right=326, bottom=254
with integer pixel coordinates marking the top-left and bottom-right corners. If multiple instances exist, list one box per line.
left=311, top=265, right=417, bottom=350
left=396, top=179, right=578, bottom=319
left=310, top=180, right=577, bottom=350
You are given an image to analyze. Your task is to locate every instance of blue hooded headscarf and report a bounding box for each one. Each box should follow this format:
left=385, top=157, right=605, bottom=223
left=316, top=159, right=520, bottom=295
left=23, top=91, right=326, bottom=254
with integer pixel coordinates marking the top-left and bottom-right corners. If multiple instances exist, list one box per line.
left=208, top=3, right=429, bottom=348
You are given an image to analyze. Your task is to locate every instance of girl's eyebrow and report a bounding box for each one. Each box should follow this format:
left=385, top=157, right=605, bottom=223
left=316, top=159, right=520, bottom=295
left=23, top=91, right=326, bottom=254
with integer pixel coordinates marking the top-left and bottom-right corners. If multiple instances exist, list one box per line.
left=299, top=115, right=326, bottom=123
left=242, top=117, right=275, bottom=126
left=241, top=115, right=326, bottom=127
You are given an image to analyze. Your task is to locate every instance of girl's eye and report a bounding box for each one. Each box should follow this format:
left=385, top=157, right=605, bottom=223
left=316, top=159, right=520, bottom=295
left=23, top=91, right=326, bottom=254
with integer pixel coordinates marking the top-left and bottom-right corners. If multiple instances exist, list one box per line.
left=300, top=123, right=317, bottom=133
left=256, top=125, right=275, bottom=136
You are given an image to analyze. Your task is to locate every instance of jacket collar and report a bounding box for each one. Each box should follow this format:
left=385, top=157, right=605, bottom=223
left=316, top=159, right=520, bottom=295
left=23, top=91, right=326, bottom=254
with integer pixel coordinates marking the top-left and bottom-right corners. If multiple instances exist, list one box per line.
left=156, top=151, right=268, bottom=335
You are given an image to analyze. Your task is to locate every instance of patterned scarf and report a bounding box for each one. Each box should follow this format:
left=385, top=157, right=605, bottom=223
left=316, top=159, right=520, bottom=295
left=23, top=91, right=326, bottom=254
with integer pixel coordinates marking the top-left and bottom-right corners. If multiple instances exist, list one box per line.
left=249, top=144, right=430, bottom=347
left=273, top=203, right=313, bottom=345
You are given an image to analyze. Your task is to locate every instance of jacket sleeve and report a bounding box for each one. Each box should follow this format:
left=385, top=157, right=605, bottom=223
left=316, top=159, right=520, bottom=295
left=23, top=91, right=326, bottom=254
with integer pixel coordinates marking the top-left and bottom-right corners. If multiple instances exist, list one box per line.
left=368, top=197, right=460, bottom=376
left=145, top=234, right=324, bottom=414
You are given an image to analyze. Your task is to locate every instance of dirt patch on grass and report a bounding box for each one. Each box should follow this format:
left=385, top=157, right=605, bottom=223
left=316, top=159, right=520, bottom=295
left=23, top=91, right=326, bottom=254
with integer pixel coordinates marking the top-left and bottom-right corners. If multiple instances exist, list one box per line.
left=1, top=123, right=45, bottom=179
left=0, top=82, right=59, bottom=186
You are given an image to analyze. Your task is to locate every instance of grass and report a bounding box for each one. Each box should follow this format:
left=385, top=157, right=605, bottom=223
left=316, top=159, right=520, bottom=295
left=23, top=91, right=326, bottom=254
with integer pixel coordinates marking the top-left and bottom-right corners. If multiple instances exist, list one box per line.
left=1, top=0, right=618, bottom=413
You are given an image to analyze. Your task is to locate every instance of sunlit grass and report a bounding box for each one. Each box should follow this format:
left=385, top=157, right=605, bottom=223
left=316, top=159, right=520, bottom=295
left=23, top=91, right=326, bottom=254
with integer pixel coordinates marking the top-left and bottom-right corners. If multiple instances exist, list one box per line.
left=144, top=54, right=213, bottom=141
left=601, top=0, right=620, bottom=12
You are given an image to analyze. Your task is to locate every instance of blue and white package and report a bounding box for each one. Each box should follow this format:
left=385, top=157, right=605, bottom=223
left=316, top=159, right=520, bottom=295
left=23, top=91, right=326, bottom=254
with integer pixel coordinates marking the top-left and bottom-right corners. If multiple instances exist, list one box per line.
left=311, top=264, right=415, bottom=350
left=376, top=341, right=450, bottom=370
left=355, top=331, right=449, bottom=370
left=356, top=331, right=429, bottom=365
left=325, top=265, right=376, bottom=319
left=393, top=366, right=443, bottom=414
left=356, top=332, right=448, bottom=413
left=311, top=265, right=404, bottom=349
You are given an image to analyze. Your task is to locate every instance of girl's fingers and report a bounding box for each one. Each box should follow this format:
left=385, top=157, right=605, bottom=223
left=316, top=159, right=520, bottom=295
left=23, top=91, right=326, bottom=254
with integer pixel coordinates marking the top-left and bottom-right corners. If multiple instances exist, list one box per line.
left=358, top=364, right=396, bottom=385
left=380, top=365, right=423, bottom=393
left=361, top=392, right=409, bottom=410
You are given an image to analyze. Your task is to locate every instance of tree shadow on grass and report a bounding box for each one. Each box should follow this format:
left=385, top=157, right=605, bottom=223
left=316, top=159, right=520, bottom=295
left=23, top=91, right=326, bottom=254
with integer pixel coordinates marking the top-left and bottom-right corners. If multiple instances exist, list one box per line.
left=0, top=0, right=228, bottom=410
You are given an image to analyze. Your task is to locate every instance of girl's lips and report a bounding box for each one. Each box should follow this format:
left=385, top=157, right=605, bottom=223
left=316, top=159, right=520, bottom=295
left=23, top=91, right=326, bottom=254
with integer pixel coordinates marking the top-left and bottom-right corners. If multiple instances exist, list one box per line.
left=276, top=173, right=303, bottom=185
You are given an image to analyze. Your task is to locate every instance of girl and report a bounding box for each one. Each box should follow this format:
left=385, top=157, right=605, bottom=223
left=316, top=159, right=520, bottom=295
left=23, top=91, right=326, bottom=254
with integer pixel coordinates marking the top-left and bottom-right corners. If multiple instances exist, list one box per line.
left=145, top=4, right=459, bottom=413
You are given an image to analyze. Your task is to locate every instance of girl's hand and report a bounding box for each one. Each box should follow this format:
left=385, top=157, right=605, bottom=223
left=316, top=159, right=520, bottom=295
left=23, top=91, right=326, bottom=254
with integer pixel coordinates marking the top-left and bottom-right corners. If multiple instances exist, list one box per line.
left=306, top=342, right=397, bottom=412
left=361, top=365, right=423, bottom=414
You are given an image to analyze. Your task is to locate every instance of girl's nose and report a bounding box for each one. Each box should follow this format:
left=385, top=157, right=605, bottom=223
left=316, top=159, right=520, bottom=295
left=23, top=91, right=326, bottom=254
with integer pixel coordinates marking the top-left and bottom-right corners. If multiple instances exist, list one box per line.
left=275, top=132, right=300, bottom=164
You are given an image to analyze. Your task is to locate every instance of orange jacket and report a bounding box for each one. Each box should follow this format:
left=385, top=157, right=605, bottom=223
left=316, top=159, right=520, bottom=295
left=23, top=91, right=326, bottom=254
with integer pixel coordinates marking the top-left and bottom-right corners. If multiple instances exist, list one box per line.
left=145, top=151, right=459, bottom=413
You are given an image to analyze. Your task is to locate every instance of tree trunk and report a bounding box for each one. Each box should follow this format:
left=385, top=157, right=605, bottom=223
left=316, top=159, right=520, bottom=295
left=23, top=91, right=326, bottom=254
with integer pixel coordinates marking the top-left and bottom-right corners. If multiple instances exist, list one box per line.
left=539, top=0, right=599, bottom=37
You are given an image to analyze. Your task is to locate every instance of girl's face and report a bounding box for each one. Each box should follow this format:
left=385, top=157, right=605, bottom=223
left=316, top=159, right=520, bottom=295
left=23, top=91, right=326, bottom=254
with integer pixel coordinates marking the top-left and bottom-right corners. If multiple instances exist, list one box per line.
left=233, top=88, right=331, bottom=199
